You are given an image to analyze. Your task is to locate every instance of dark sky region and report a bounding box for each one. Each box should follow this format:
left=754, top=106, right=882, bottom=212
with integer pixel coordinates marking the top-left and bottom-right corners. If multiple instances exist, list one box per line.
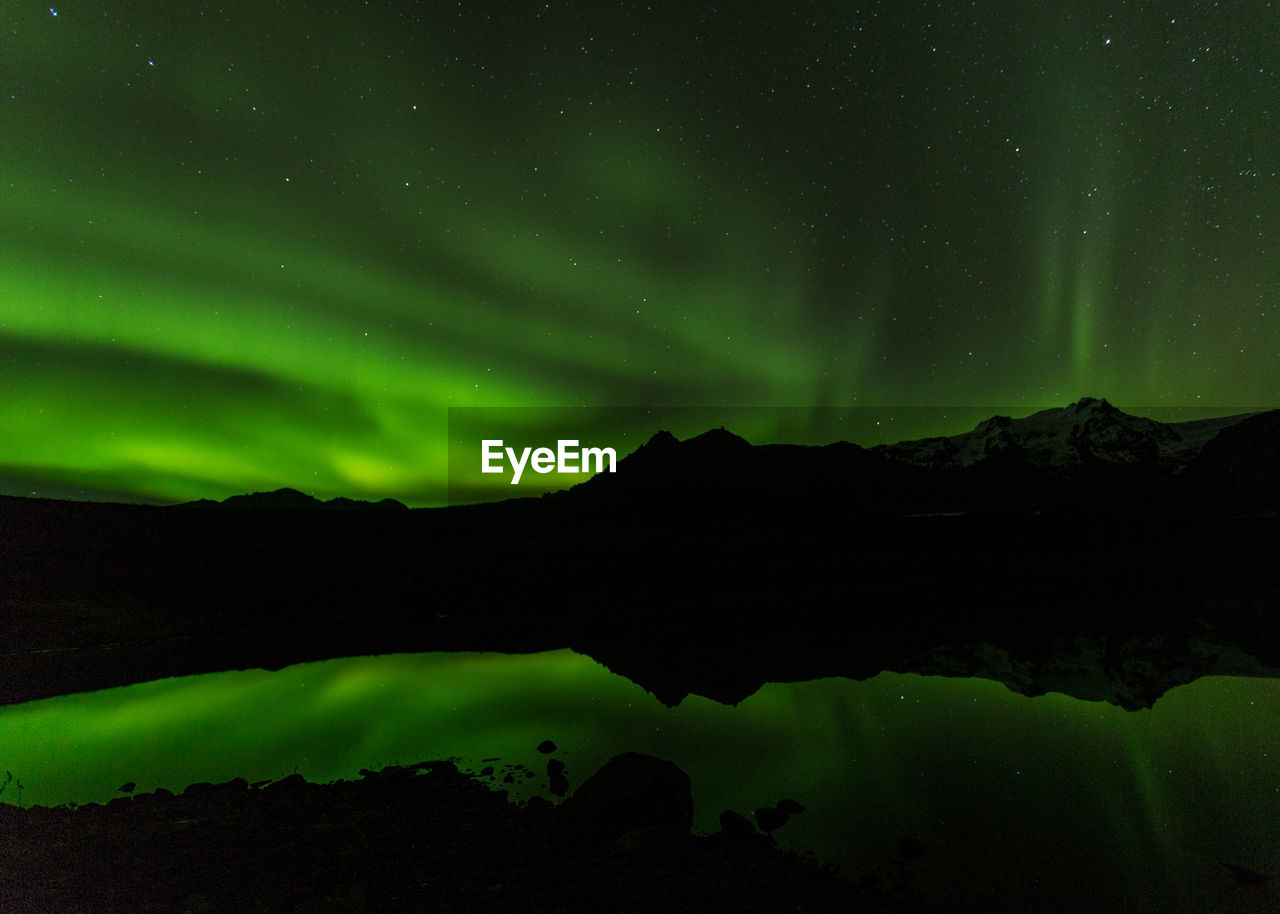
left=1, top=2, right=1276, bottom=505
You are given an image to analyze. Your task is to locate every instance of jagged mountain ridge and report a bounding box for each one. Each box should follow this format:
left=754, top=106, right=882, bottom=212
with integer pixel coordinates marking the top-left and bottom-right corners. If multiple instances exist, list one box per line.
left=874, top=396, right=1251, bottom=472
left=561, top=398, right=1275, bottom=515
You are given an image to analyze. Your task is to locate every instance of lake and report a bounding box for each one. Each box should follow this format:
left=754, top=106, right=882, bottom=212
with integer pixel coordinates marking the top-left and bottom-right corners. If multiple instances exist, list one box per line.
left=1, top=649, right=1276, bottom=912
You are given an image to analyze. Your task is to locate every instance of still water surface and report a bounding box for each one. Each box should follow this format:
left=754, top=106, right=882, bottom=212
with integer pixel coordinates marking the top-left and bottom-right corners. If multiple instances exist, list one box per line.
left=1, top=649, right=1276, bottom=912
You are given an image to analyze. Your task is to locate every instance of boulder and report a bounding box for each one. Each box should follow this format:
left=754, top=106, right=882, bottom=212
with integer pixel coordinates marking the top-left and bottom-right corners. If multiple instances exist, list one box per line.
left=717, top=809, right=757, bottom=842
left=567, top=752, right=692, bottom=841
left=547, top=759, right=569, bottom=797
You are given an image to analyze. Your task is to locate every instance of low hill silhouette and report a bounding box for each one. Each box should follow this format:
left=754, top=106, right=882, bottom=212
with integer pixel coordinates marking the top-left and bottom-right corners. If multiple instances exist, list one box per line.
left=183, top=487, right=408, bottom=511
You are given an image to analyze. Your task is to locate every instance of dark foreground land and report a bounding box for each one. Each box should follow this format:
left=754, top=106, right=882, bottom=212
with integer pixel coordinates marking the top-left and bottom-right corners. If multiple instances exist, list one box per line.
left=2, top=492, right=1278, bottom=710
left=3, top=406, right=1279, bottom=912
left=0, top=756, right=906, bottom=914
left=6, top=404, right=1279, bottom=709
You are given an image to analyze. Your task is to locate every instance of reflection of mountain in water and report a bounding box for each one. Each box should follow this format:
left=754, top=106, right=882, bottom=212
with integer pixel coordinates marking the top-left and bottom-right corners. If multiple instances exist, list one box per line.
left=1, top=400, right=1278, bottom=714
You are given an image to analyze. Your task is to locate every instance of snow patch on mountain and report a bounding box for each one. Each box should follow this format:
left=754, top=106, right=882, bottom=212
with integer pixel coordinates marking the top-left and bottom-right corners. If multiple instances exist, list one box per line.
left=875, top=397, right=1255, bottom=473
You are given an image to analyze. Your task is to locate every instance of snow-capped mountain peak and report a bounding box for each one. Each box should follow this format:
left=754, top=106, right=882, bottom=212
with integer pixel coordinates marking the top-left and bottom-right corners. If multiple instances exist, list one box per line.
left=876, top=398, right=1251, bottom=473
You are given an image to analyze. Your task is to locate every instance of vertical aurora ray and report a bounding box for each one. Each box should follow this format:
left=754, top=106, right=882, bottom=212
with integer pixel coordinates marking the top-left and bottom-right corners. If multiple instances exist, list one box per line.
left=1071, top=239, right=1100, bottom=390
left=1027, top=46, right=1128, bottom=401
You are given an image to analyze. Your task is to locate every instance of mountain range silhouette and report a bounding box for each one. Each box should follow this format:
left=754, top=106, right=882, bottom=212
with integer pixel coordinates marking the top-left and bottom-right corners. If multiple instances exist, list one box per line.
left=1, top=398, right=1278, bottom=711
left=555, top=398, right=1279, bottom=517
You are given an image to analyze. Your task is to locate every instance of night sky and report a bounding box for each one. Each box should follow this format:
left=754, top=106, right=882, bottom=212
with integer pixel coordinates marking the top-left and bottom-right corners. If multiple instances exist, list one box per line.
left=3, top=2, right=1277, bottom=505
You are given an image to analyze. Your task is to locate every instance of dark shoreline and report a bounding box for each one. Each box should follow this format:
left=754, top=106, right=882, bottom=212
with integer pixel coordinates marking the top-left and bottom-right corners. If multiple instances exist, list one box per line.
left=0, top=758, right=906, bottom=914
left=3, top=493, right=1278, bottom=710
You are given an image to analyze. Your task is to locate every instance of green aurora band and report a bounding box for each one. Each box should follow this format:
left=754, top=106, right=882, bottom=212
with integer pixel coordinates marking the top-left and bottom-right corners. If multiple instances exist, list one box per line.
left=2, top=3, right=1277, bottom=504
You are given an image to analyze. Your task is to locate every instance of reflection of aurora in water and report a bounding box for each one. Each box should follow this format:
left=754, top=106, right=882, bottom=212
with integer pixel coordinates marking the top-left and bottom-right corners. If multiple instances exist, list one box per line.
left=1, top=650, right=1277, bottom=912
left=3, top=4, right=1278, bottom=505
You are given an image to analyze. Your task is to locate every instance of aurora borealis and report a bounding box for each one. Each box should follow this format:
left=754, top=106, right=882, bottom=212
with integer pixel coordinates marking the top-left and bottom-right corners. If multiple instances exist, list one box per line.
left=3, top=2, right=1277, bottom=505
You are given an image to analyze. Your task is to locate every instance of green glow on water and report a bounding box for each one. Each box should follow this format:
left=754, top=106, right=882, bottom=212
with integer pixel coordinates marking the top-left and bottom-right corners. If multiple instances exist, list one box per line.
left=1, top=651, right=1277, bottom=912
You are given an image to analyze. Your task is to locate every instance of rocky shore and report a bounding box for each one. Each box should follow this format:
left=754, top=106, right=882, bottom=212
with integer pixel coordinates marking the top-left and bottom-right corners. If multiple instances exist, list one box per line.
left=0, top=752, right=912, bottom=913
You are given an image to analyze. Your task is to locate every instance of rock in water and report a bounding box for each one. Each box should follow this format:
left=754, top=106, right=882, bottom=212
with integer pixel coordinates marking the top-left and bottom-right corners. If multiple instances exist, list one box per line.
left=567, top=752, right=693, bottom=841
left=547, top=758, right=569, bottom=797
left=717, top=810, right=758, bottom=842
left=753, top=806, right=790, bottom=833
left=754, top=798, right=807, bottom=833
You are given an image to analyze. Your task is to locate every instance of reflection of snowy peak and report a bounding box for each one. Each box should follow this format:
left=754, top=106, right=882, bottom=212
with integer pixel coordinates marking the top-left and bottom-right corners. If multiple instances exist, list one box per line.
left=876, top=397, right=1252, bottom=473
